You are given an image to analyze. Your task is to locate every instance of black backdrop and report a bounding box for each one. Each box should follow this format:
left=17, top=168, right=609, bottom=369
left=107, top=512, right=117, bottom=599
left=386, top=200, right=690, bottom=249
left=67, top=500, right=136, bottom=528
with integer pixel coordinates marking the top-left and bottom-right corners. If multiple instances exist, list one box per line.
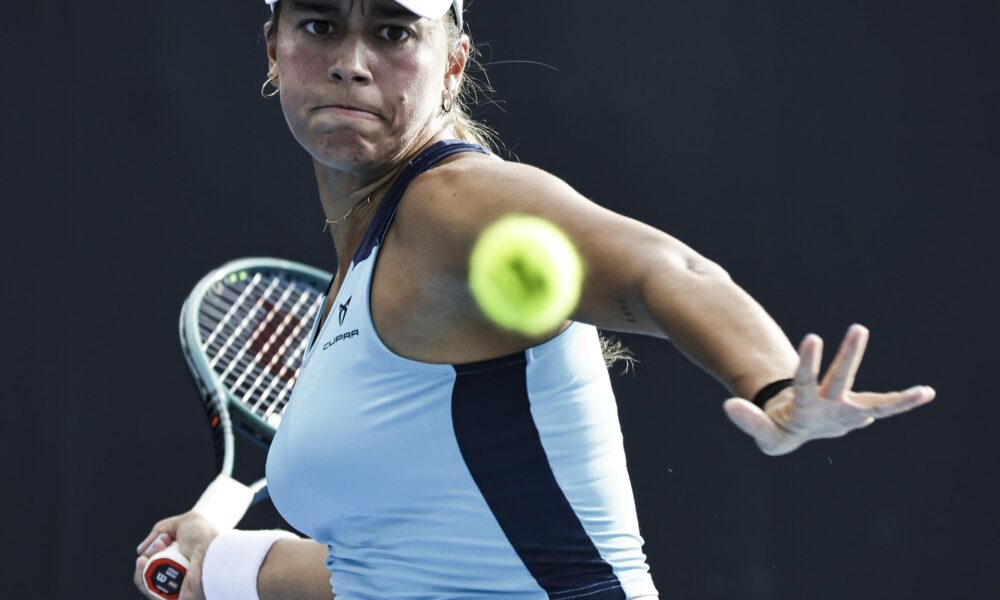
left=6, top=1, right=998, bottom=598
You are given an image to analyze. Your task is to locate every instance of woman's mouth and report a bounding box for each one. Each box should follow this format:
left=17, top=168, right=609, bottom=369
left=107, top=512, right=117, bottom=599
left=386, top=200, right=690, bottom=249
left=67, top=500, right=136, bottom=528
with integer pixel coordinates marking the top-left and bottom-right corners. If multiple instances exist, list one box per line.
left=315, top=104, right=382, bottom=120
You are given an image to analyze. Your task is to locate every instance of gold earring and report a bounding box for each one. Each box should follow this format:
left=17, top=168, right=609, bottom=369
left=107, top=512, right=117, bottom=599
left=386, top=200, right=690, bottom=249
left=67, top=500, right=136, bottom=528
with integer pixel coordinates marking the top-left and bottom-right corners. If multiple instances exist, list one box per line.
left=261, top=72, right=280, bottom=99
left=441, top=89, right=454, bottom=113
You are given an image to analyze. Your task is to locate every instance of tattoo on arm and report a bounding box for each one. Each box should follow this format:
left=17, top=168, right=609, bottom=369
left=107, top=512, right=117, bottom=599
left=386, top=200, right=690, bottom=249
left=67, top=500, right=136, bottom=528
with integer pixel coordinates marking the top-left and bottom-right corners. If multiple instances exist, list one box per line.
left=617, top=299, right=638, bottom=323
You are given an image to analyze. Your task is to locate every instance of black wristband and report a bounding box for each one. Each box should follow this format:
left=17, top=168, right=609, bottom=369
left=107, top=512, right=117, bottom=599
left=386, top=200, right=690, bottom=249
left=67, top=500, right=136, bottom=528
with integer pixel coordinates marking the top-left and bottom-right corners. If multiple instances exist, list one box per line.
left=752, top=378, right=794, bottom=409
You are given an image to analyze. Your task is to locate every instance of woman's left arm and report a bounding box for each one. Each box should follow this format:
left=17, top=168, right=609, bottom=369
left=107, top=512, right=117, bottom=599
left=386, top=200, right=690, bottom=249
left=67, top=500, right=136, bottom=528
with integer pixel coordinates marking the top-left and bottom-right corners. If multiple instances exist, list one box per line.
left=405, top=158, right=935, bottom=454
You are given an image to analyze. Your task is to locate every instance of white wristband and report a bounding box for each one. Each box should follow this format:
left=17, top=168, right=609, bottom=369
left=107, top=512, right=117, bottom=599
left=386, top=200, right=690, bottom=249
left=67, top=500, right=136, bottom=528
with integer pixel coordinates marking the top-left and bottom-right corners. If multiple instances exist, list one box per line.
left=202, top=529, right=299, bottom=600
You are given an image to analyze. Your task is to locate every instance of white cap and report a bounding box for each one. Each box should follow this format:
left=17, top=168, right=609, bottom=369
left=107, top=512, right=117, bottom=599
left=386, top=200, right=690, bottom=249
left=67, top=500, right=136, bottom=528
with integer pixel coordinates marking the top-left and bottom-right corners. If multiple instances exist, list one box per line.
left=265, top=0, right=463, bottom=30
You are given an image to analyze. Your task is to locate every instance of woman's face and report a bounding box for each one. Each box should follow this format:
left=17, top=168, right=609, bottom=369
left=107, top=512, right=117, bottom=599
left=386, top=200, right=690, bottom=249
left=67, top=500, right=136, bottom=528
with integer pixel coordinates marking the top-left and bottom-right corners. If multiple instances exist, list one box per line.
left=268, top=0, right=462, bottom=174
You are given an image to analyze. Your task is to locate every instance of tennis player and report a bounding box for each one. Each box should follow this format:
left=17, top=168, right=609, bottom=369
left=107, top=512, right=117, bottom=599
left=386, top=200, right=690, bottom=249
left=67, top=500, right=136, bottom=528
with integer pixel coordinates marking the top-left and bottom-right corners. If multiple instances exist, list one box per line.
left=134, top=1, right=935, bottom=598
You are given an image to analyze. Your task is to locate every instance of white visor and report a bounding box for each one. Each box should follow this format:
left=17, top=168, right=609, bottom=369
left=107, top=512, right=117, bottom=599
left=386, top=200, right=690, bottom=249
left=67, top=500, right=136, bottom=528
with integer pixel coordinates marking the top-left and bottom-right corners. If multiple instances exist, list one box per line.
left=265, top=0, right=463, bottom=30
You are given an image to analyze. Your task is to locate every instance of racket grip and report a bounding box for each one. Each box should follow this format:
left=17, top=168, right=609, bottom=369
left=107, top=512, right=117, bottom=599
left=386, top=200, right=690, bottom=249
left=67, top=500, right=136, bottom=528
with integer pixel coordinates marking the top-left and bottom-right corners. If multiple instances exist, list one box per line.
left=143, top=541, right=189, bottom=599
left=142, top=475, right=255, bottom=599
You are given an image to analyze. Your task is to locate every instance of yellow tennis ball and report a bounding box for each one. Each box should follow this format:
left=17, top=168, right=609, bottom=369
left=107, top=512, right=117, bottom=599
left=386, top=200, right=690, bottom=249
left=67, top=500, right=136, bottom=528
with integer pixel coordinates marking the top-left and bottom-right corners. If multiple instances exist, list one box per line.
left=469, top=214, right=584, bottom=336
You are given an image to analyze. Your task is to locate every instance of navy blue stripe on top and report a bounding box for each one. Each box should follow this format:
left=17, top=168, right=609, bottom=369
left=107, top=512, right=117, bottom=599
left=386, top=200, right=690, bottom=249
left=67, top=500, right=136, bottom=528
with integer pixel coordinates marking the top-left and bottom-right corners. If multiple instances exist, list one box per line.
left=452, top=354, right=626, bottom=600
left=353, top=139, right=490, bottom=266
left=307, top=139, right=489, bottom=350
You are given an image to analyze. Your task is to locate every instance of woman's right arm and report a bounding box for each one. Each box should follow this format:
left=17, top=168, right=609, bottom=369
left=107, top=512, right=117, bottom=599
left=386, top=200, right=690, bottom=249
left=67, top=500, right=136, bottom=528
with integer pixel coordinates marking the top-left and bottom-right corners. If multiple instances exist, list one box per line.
left=257, top=538, right=335, bottom=600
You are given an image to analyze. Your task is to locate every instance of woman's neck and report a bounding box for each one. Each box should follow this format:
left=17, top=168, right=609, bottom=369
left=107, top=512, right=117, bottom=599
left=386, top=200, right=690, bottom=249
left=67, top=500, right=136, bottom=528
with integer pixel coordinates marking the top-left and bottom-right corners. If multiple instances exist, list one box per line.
left=313, top=130, right=455, bottom=270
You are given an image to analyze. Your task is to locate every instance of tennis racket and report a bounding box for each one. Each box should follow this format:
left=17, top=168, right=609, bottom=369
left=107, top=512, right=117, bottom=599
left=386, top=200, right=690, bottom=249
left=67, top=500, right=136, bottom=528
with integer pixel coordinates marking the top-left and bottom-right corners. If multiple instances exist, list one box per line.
left=143, top=257, right=332, bottom=600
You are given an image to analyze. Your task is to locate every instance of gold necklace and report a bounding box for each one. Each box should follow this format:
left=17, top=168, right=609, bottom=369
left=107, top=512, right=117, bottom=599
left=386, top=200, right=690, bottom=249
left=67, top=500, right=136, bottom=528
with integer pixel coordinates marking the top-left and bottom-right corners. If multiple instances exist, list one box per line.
left=322, top=194, right=374, bottom=232
left=322, top=166, right=404, bottom=232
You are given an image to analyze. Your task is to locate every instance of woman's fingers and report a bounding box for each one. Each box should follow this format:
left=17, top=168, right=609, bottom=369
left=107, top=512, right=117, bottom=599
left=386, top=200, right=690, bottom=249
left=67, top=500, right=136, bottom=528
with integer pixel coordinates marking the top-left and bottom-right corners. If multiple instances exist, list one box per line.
left=134, top=556, right=146, bottom=594
left=137, top=516, right=182, bottom=555
left=137, top=530, right=159, bottom=555
left=822, top=324, right=869, bottom=401
left=137, top=532, right=161, bottom=556
left=723, top=398, right=783, bottom=451
left=138, top=531, right=174, bottom=557
left=141, top=533, right=174, bottom=558
left=134, top=555, right=159, bottom=599
left=847, top=386, right=936, bottom=418
left=792, top=334, right=823, bottom=407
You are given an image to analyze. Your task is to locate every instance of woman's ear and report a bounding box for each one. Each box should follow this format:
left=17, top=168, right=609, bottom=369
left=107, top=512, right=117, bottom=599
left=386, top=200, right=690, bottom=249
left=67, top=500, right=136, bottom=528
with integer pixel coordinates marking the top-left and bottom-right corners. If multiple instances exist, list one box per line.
left=265, top=21, right=278, bottom=73
left=444, top=33, right=470, bottom=91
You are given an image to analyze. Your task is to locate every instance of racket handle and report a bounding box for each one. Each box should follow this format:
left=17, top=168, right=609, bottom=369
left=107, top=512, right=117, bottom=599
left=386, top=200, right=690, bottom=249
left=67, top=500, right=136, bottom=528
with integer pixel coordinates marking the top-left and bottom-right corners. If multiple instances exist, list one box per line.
left=190, top=474, right=256, bottom=530
left=142, top=475, right=255, bottom=599
left=143, top=541, right=189, bottom=599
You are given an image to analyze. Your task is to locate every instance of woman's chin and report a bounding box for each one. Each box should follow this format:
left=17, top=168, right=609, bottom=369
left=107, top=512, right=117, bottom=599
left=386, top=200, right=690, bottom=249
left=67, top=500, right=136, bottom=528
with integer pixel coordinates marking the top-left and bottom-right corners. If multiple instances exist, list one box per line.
left=306, top=131, right=381, bottom=167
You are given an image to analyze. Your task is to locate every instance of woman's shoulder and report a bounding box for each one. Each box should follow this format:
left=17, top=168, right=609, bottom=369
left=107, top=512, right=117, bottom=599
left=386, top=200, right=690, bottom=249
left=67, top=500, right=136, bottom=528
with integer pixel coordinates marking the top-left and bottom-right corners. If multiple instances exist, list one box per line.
left=415, top=150, right=530, bottom=186
left=405, top=152, right=575, bottom=218
left=391, top=150, right=594, bottom=281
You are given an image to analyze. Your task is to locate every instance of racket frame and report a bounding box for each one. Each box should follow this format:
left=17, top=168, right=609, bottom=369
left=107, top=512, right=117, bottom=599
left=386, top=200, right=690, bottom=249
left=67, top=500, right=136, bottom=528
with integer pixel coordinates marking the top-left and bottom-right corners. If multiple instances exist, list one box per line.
left=144, top=257, right=332, bottom=600
left=179, top=257, right=332, bottom=491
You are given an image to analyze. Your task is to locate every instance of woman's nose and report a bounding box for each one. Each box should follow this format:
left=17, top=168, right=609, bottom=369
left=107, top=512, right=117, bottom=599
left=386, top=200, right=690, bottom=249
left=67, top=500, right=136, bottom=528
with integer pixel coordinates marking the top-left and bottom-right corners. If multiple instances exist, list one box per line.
left=328, top=38, right=372, bottom=84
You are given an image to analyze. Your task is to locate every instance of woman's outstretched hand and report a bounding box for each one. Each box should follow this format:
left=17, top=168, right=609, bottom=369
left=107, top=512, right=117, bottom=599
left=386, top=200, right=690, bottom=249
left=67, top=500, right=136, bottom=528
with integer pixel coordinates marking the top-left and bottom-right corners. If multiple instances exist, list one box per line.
left=723, top=324, right=935, bottom=456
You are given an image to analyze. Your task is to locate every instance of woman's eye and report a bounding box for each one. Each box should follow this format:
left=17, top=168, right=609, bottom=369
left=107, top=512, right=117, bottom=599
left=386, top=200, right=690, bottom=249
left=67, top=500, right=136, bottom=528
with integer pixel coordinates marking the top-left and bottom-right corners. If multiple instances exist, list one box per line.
left=304, top=20, right=334, bottom=35
left=377, top=25, right=411, bottom=42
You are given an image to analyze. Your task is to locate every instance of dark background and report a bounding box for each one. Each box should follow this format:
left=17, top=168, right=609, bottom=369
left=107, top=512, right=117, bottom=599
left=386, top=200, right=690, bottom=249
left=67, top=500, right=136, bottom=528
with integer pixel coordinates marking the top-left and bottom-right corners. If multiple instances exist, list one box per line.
left=6, top=0, right=998, bottom=598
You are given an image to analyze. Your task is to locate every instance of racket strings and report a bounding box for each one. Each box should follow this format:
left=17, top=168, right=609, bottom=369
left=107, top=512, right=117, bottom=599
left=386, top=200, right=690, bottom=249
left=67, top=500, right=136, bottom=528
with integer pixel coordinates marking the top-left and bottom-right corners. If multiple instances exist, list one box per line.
left=204, top=287, right=303, bottom=378
left=222, top=282, right=296, bottom=387
left=197, top=271, right=325, bottom=424
left=200, top=275, right=293, bottom=371
left=209, top=276, right=284, bottom=377
left=239, top=291, right=324, bottom=420
left=244, top=291, right=320, bottom=418
left=202, top=283, right=316, bottom=392
left=233, top=288, right=311, bottom=406
left=202, top=275, right=268, bottom=352
left=204, top=312, right=313, bottom=419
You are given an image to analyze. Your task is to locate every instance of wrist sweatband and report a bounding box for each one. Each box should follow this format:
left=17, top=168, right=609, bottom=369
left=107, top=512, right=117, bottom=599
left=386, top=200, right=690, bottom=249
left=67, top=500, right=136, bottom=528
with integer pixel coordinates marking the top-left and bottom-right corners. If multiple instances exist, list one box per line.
left=202, top=529, right=299, bottom=600
left=752, top=378, right=794, bottom=409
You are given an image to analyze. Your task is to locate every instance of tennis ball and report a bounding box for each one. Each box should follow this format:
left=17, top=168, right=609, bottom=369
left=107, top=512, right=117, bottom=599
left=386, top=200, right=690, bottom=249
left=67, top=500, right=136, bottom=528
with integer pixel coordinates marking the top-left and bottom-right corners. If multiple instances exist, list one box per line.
left=469, top=214, right=584, bottom=336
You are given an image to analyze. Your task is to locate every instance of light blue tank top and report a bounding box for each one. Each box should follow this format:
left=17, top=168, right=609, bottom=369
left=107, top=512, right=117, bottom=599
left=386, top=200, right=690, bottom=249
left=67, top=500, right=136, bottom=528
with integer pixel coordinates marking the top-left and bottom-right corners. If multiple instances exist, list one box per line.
left=266, top=140, right=657, bottom=599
